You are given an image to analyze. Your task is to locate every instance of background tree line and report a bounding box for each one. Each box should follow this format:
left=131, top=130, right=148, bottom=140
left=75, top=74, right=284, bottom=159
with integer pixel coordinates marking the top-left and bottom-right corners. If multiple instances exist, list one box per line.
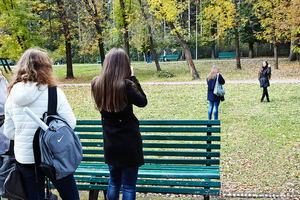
left=0, top=0, right=299, bottom=79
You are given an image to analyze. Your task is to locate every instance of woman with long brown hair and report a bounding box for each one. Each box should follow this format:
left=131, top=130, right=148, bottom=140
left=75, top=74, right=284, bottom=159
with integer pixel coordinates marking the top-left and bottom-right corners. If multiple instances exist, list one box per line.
left=206, top=65, right=225, bottom=120
left=91, top=48, right=147, bottom=200
left=258, top=61, right=271, bottom=102
left=4, top=48, right=79, bottom=200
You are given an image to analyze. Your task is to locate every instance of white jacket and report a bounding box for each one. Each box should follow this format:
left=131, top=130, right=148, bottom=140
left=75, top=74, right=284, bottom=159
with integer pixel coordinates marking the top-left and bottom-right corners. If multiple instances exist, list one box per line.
left=0, top=71, right=10, bottom=155
left=4, top=82, right=76, bottom=164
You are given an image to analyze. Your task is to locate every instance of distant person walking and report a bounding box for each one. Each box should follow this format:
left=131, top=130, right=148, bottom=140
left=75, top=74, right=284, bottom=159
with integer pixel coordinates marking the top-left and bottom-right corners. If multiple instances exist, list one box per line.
left=91, top=48, right=147, bottom=200
left=258, top=61, right=271, bottom=102
left=206, top=65, right=225, bottom=120
left=163, top=50, right=167, bottom=61
left=147, top=49, right=151, bottom=63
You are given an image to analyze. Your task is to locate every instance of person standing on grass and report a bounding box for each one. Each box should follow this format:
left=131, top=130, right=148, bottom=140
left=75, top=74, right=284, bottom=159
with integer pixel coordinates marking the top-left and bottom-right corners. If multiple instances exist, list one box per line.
left=91, top=48, right=147, bottom=200
left=206, top=65, right=225, bottom=120
left=4, top=48, right=80, bottom=200
left=147, top=49, right=151, bottom=63
left=258, top=61, right=271, bottom=102
left=0, top=69, right=10, bottom=168
left=163, top=49, right=167, bottom=61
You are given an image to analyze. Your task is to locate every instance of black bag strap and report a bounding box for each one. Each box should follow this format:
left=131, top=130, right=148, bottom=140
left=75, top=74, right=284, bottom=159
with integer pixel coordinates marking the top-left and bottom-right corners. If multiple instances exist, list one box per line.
left=33, top=86, right=58, bottom=187
left=48, top=86, right=58, bottom=115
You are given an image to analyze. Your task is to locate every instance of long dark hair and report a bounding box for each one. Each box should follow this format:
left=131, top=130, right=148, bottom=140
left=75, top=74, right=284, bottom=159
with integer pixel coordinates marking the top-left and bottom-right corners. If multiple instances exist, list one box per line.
left=7, top=48, right=57, bottom=96
left=258, top=61, right=271, bottom=79
left=91, top=48, right=131, bottom=112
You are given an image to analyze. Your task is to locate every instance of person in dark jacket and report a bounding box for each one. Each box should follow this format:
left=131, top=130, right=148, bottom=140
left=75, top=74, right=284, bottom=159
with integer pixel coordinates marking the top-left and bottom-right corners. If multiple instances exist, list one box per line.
left=206, top=65, right=225, bottom=120
left=258, top=61, right=271, bottom=102
left=91, top=48, right=147, bottom=200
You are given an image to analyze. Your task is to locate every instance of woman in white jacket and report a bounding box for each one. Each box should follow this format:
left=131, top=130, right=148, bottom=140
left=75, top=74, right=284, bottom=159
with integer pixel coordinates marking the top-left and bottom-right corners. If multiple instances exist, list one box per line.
left=4, top=48, right=79, bottom=200
left=0, top=69, right=10, bottom=167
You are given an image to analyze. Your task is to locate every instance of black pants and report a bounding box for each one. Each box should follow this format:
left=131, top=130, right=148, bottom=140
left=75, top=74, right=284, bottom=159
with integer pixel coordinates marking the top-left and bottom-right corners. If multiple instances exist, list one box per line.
left=261, top=87, right=270, bottom=102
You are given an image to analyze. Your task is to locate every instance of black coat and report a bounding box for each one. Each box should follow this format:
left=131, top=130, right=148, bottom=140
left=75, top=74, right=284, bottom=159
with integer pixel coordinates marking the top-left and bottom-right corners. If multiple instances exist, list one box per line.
left=100, top=76, right=147, bottom=168
left=259, top=67, right=271, bottom=88
left=207, top=73, right=225, bottom=102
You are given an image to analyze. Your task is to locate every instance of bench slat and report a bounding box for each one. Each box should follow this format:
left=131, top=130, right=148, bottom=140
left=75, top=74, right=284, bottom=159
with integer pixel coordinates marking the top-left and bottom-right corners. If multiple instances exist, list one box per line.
left=74, top=177, right=221, bottom=188
left=81, top=142, right=220, bottom=149
left=75, top=169, right=219, bottom=179
left=81, top=157, right=219, bottom=165
left=76, top=120, right=221, bottom=125
left=82, top=149, right=220, bottom=157
left=74, top=184, right=220, bottom=195
left=78, top=134, right=220, bottom=141
left=75, top=127, right=220, bottom=133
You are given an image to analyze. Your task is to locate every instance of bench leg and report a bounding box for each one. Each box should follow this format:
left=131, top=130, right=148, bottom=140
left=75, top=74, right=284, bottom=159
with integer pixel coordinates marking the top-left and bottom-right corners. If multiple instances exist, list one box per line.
left=204, top=195, right=210, bottom=200
left=89, top=190, right=99, bottom=200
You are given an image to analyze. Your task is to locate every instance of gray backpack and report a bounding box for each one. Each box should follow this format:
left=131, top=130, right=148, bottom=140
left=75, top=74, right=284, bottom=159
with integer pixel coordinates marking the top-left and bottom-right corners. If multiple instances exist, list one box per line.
left=33, top=86, right=82, bottom=180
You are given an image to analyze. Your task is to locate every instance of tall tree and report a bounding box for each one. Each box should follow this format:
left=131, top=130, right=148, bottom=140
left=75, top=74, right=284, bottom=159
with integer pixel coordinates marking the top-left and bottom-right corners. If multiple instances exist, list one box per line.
left=203, top=0, right=241, bottom=69
left=250, top=0, right=292, bottom=69
left=138, top=0, right=161, bottom=71
left=119, top=0, right=130, bottom=58
left=55, top=0, right=74, bottom=78
left=148, top=0, right=200, bottom=80
left=83, top=0, right=107, bottom=65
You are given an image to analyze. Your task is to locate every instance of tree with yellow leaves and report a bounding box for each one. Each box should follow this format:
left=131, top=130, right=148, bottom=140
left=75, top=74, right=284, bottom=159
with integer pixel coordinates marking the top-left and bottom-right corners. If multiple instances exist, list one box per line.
left=203, top=0, right=241, bottom=69
left=147, top=0, right=200, bottom=80
left=250, top=0, right=294, bottom=69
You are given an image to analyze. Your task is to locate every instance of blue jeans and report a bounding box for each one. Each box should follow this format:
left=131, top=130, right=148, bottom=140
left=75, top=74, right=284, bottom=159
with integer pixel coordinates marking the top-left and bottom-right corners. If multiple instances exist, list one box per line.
left=208, top=101, right=220, bottom=120
left=107, top=165, right=139, bottom=200
left=147, top=56, right=151, bottom=63
left=18, top=164, right=79, bottom=200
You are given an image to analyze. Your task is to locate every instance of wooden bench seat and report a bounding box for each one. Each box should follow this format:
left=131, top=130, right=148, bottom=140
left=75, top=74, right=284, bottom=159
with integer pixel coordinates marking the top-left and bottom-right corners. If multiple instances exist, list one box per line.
left=73, top=120, right=221, bottom=200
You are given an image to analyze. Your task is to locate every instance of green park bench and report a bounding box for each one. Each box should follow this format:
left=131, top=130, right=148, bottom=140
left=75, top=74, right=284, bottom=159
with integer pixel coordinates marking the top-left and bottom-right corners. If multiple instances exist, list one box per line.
left=97, top=57, right=101, bottom=64
left=73, top=119, right=221, bottom=200
left=159, top=54, right=180, bottom=61
left=218, top=52, right=236, bottom=59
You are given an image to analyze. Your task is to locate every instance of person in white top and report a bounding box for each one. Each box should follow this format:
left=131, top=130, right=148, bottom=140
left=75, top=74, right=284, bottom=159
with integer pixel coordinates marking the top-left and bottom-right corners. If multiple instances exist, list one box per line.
left=4, top=48, right=79, bottom=200
left=0, top=69, right=10, bottom=167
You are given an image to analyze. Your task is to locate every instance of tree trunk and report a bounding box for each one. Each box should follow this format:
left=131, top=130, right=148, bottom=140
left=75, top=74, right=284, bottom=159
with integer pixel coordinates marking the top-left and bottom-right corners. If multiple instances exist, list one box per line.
left=138, top=0, right=161, bottom=71
left=211, top=25, right=216, bottom=59
left=211, top=40, right=216, bottom=59
left=234, top=26, right=241, bottom=69
left=289, top=40, right=297, bottom=61
left=274, top=43, right=279, bottom=69
left=56, top=0, right=74, bottom=79
left=83, top=0, right=106, bottom=65
left=65, top=40, right=74, bottom=79
left=249, top=42, right=254, bottom=58
left=119, top=0, right=130, bottom=59
left=233, top=0, right=241, bottom=69
left=167, top=21, right=200, bottom=80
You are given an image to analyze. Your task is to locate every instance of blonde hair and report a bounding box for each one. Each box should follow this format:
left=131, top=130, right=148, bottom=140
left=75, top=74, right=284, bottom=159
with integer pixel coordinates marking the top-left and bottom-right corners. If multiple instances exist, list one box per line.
left=207, top=65, right=220, bottom=80
left=7, top=48, right=57, bottom=95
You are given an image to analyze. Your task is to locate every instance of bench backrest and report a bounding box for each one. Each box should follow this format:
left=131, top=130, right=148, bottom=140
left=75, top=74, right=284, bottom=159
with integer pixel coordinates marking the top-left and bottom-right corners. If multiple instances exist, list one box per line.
left=75, top=120, right=221, bottom=166
left=218, top=52, right=236, bottom=58
left=166, top=55, right=179, bottom=59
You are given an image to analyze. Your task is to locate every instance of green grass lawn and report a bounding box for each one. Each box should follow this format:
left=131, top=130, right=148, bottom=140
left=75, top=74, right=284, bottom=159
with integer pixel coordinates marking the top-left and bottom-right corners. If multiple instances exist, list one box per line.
left=57, top=58, right=300, bottom=196
left=61, top=82, right=300, bottom=196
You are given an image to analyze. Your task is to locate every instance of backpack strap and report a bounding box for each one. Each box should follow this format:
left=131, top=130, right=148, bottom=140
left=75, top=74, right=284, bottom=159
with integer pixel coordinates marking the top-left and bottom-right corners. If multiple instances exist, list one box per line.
left=48, top=86, right=58, bottom=115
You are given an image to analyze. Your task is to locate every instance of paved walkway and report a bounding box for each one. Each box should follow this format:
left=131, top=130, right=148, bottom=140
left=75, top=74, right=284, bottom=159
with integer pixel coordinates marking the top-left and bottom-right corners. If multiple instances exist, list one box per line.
left=59, top=80, right=300, bottom=87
